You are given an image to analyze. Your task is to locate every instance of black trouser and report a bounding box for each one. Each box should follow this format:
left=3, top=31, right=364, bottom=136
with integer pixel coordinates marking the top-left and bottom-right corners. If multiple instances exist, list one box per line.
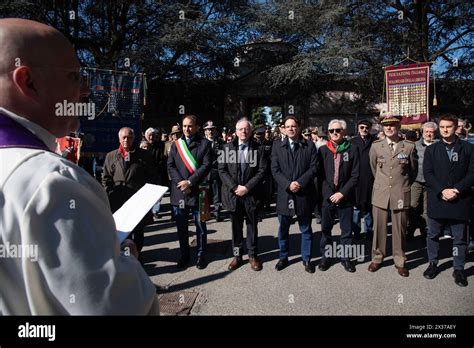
left=210, top=169, right=222, bottom=215
left=230, top=198, right=259, bottom=258
left=129, top=227, right=145, bottom=253
left=427, top=217, right=467, bottom=270
left=128, top=211, right=153, bottom=253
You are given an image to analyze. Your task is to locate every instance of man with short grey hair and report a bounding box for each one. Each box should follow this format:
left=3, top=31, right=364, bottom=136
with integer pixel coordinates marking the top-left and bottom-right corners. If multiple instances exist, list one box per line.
left=218, top=118, right=268, bottom=271
left=144, top=127, right=155, bottom=143
left=318, top=119, right=359, bottom=272
left=103, top=127, right=158, bottom=257
left=407, top=122, right=437, bottom=240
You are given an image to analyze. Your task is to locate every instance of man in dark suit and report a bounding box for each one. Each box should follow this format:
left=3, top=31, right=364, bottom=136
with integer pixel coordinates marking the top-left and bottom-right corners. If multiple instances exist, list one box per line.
left=218, top=118, right=269, bottom=271
left=254, top=125, right=273, bottom=215
left=350, top=119, right=375, bottom=241
left=423, top=114, right=474, bottom=287
left=102, top=127, right=158, bottom=256
left=167, top=115, right=212, bottom=270
left=271, top=116, right=318, bottom=273
left=203, top=120, right=225, bottom=221
left=318, top=119, right=360, bottom=272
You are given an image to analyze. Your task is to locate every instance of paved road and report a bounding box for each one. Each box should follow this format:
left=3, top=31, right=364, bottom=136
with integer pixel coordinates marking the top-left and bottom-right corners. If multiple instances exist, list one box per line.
left=142, top=196, right=473, bottom=316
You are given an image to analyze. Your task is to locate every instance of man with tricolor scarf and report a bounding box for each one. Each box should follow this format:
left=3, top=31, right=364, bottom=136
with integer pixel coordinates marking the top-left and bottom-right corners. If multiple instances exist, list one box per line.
left=167, top=115, right=212, bottom=269
left=317, top=119, right=360, bottom=273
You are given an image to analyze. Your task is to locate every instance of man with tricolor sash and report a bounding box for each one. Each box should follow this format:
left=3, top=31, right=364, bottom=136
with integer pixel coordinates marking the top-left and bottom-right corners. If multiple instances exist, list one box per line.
left=167, top=115, right=212, bottom=269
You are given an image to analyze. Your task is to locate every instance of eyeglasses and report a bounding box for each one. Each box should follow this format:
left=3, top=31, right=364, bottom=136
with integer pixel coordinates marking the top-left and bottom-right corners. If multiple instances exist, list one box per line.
left=359, top=126, right=369, bottom=130
left=328, top=128, right=343, bottom=134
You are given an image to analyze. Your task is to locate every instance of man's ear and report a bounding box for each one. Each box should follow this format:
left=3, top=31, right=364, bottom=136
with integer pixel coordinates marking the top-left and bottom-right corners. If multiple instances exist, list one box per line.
left=12, top=66, right=39, bottom=99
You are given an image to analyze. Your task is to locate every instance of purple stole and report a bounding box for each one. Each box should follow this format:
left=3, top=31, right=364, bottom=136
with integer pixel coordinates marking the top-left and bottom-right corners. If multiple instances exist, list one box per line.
left=0, top=111, right=51, bottom=152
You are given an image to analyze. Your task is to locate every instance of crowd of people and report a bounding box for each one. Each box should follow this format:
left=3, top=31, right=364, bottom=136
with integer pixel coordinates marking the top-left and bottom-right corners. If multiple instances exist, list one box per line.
left=130, top=112, right=473, bottom=287
left=1, top=18, right=472, bottom=316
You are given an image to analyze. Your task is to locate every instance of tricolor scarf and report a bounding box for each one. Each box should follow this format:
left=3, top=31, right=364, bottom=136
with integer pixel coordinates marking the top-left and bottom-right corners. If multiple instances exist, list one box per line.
left=175, top=138, right=198, bottom=174
left=326, top=139, right=351, bottom=159
left=174, top=137, right=210, bottom=221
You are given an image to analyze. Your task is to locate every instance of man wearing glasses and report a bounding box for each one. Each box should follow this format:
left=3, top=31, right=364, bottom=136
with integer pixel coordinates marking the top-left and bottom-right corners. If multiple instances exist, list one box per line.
left=317, top=119, right=360, bottom=272
left=368, top=113, right=418, bottom=277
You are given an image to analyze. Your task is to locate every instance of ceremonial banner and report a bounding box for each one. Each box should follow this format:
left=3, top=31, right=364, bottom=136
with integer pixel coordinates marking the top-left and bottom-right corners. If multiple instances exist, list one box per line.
left=55, top=136, right=81, bottom=164
left=385, top=63, right=430, bottom=128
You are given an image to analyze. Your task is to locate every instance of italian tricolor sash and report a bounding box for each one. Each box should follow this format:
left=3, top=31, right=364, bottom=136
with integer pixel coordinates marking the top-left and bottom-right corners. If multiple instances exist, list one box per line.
left=176, top=138, right=198, bottom=174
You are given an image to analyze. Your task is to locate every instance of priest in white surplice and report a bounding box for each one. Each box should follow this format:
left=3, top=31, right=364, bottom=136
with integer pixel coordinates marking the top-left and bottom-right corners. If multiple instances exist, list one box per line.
left=0, top=19, right=158, bottom=315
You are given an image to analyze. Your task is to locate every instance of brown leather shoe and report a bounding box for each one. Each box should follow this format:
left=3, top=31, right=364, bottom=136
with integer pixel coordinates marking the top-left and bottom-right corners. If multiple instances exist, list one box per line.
left=368, top=262, right=381, bottom=272
left=228, top=257, right=243, bottom=271
left=395, top=266, right=409, bottom=277
left=249, top=257, right=262, bottom=271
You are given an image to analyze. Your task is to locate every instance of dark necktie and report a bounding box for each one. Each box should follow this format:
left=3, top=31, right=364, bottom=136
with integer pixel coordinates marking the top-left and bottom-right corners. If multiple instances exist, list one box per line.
left=239, top=144, right=247, bottom=183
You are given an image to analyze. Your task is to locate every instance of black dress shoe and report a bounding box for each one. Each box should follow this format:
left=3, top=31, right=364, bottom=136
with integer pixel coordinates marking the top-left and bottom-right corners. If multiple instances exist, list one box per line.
left=341, top=260, right=356, bottom=273
left=275, top=258, right=289, bottom=271
left=303, top=261, right=315, bottom=273
left=196, top=256, right=207, bottom=270
left=453, top=270, right=468, bottom=287
left=318, top=258, right=331, bottom=271
left=177, top=256, right=190, bottom=269
left=423, top=262, right=438, bottom=279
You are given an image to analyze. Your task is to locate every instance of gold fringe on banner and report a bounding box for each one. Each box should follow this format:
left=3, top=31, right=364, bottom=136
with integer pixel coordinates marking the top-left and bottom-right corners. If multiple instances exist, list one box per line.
left=143, top=75, right=147, bottom=106
left=401, top=123, right=422, bottom=130
left=432, top=70, right=438, bottom=107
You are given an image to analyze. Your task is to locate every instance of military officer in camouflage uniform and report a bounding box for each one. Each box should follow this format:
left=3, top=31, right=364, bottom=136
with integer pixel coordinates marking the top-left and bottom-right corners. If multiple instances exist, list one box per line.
left=368, top=114, right=418, bottom=277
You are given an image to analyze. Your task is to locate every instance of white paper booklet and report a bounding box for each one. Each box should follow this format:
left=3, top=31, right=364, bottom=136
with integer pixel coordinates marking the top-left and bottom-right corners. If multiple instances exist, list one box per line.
left=113, top=184, right=169, bottom=242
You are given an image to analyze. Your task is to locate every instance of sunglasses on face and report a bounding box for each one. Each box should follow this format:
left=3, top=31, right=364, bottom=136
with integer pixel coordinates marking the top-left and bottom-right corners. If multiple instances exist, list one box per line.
left=359, top=126, right=369, bottom=130
left=328, top=128, right=343, bottom=134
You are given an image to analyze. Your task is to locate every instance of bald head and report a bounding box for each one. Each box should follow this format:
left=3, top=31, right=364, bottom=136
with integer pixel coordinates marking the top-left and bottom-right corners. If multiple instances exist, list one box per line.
left=0, top=19, right=74, bottom=71
left=0, top=18, right=87, bottom=137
